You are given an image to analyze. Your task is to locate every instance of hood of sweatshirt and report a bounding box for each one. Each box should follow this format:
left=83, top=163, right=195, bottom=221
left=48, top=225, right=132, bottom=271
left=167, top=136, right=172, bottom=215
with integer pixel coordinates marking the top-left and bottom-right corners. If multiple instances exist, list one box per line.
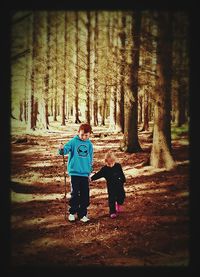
left=65, top=135, right=93, bottom=176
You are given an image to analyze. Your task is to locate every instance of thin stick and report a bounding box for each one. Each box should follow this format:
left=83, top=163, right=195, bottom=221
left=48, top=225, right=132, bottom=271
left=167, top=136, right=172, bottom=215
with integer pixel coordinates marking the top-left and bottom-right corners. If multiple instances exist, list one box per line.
left=63, top=153, right=67, bottom=221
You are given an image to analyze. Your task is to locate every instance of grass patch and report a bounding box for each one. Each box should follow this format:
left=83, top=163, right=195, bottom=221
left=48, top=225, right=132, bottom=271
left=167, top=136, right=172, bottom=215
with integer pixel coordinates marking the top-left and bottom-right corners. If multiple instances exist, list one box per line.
left=171, top=123, right=189, bottom=140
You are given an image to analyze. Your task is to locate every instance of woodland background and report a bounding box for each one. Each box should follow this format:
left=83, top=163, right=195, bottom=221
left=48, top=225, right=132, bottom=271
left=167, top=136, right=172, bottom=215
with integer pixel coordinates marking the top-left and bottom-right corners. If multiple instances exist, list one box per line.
left=11, top=11, right=189, bottom=168
left=8, top=10, right=191, bottom=268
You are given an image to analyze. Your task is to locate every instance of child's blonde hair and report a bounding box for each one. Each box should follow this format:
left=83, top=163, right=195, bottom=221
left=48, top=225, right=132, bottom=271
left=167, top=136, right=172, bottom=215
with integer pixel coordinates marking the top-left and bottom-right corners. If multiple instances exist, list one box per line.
left=105, top=151, right=116, bottom=163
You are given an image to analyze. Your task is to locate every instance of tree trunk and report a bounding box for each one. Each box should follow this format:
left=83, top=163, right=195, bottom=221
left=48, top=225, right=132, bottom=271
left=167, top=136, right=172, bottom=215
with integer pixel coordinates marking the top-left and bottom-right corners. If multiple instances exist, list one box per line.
left=25, top=13, right=32, bottom=130
left=175, top=80, right=187, bottom=127
left=149, top=101, right=154, bottom=122
left=123, top=11, right=142, bottom=153
left=108, top=13, right=117, bottom=131
left=116, top=87, right=123, bottom=132
left=150, top=95, right=175, bottom=169
left=74, top=12, right=81, bottom=124
left=24, top=100, right=27, bottom=122
left=93, top=100, right=98, bottom=126
left=50, top=98, right=53, bottom=116
left=141, top=88, right=149, bottom=131
left=150, top=12, right=175, bottom=169
left=173, top=12, right=189, bottom=127
left=53, top=89, right=57, bottom=121
left=113, top=86, right=117, bottom=125
left=19, top=101, right=23, bottom=121
left=54, top=13, right=58, bottom=122
left=34, top=11, right=49, bottom=130
left=44, top=11, right=49, bottom=129
left=33, top=100, right=38, bottom=128
left=93, top=11, right=99, bottom=126
left=101, top=86, right=107, bottom=126
left=28, top=12, right=38, bottom=130
left=24, top=15, right=31, bottom=124
left=116, top=14, right=126, bottom=133
left=138, top=94, right=143, bottom=124
left=109, top=87, right=116, bottom=131
left=30, top=92, right=35, bottom=130
left=86, top=11, right=91, bottom=124
left=45, top=103, right=49, bottom=126
left=61, top=12, right=68, bottom=126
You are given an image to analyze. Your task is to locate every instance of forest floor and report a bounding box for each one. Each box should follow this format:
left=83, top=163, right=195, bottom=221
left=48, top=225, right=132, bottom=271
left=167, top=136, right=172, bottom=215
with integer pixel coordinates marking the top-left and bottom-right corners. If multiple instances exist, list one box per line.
left=10, top=119, right=190, bottom=268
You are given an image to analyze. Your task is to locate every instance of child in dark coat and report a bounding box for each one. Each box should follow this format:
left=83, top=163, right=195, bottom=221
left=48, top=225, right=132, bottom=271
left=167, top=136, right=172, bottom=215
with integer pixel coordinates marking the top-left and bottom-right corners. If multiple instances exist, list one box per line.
left=91, top=151, right=126, bottom=218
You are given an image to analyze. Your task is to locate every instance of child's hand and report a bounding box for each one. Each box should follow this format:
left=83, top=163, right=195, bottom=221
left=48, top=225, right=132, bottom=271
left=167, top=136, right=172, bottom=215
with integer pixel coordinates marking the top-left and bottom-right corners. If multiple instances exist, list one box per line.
left=59, top=143, right=64, bottom=150
left=88, top=176, right=92, bottom=182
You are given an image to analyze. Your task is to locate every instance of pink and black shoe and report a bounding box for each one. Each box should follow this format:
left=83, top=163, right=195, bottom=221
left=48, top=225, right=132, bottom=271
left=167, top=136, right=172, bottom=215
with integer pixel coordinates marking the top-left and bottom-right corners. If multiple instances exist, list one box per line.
left=115, top=202, right=123, bottom=213
left=110, top=213, right=117, bottom=219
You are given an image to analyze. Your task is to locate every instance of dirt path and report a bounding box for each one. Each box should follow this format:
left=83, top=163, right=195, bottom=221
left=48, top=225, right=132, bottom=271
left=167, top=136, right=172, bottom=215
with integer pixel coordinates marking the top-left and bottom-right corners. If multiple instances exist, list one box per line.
left=10, top=130, right=190, bottom=267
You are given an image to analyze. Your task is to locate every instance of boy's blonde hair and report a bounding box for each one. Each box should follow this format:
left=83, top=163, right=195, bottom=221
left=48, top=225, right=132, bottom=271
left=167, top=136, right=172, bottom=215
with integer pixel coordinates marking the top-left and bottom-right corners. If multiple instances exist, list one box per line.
left=105, top=151, right=116, bottom=163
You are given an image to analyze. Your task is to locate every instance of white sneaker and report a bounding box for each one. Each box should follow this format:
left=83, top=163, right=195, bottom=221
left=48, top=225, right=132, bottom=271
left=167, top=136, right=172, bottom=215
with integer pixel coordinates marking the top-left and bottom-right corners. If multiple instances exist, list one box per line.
left=68, top=214, right=75, bottom=222
left=80, top=216, right=90, bottom=223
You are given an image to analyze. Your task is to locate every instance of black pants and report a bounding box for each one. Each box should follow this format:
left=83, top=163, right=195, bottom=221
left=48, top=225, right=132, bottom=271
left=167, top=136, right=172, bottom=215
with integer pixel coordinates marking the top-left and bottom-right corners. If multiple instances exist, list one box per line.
left=107, top=182, right=125, bottom=214
left=69, top=176, right=90, bottom=218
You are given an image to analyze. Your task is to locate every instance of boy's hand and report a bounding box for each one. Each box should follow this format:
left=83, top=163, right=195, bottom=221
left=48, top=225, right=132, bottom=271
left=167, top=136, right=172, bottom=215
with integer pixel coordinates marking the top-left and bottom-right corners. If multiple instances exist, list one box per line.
left=59, top=143, right=64, bottom=150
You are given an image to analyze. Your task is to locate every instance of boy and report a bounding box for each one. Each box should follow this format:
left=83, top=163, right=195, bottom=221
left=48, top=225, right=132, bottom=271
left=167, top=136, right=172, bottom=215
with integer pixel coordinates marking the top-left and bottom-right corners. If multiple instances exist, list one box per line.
left=58, top=123, right=93, bottom=223
left=91, top=151, right=126, bottom=218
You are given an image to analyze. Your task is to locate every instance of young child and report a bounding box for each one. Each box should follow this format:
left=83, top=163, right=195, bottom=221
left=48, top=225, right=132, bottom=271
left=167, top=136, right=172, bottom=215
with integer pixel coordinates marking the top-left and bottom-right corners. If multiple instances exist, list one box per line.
left=58, top=123, right=93, bottom=223
left=91, top=151, right=126, bottom=218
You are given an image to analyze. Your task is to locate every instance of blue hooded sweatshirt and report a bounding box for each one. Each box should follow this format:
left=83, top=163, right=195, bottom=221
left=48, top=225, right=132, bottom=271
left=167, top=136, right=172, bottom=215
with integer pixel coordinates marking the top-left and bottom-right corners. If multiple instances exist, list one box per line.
left=59, top=135, right=93, bottom=177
